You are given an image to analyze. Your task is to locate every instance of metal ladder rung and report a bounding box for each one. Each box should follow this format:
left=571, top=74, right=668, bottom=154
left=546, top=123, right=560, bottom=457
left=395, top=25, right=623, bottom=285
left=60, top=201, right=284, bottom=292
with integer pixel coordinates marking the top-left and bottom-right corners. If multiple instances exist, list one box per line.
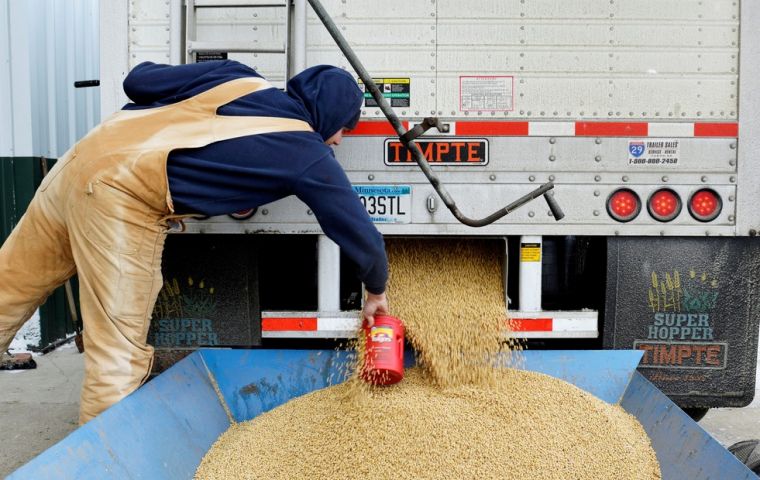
left=185, top=0, right=291, bottom=82
left=188, top=41, right=286, bottom=54
left=194, top=0, right=287, bottom=7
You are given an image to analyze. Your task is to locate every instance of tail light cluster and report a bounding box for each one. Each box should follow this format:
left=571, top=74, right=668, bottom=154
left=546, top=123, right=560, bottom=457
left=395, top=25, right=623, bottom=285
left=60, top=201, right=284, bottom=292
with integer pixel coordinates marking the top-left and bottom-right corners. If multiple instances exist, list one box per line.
left=607, top=188, right=722, bottom=223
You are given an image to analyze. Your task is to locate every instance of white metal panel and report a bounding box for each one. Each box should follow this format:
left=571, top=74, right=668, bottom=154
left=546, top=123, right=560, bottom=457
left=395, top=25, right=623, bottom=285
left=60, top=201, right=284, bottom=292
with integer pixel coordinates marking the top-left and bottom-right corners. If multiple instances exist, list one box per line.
left=101, top=0, right=129, bottom=117
left=175, top=0, right=292, bottom=84
left=392, top=183, right=736, bottom=228
left=436, top=0, right=738, bottom=120
left=648, top=123, right=696, bottom=137
left=736, top=0, right=760, bottom=235
left=518, top=236, right=542, bottom=311
left=0, top=0, right=99, bottom=158
left=613, top=0, right=737, bottom=20
left=184, top=180, right=737, bottom=236
left=170, top=0, right=183, bottom=65
left=337, top=136, right=737, bottom=174
left=317, top=235, right=340, bottom=312
left=439, top=49, right=735, bottom=77
left=195, top=0, right=287, bottom=6
left=194, top=5, right=287, bottom=85
left=117, top=1, right=741, bottom=122
left=186, top=132, right=740, bottom=236
left=100, top=0, right=752, bottom=238
left=129, top=0, right=172, bottom=68
left=293, top=0, right=307, bottom=71
left=305, top=0, right=436, bottom=117
left=0, top=1, right=13, bottom=156
left=4, top=0, right=33, bottom=157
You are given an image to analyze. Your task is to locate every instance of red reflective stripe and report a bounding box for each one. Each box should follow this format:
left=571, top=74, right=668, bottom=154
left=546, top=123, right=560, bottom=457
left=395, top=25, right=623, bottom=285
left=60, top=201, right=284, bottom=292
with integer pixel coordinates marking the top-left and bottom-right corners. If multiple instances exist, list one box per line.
left=261, top=317, right=318, bottom=331
left=694, top=123, right=739, bottom=137
left=508, top=318, right=553, bottom=332
left=456, top=121, right=529, bottom=136
left=346, top=121, right=739, bottom=137
left=575, top=122, right=648, bottom=136
left=345, top=121, right=408, bottom=136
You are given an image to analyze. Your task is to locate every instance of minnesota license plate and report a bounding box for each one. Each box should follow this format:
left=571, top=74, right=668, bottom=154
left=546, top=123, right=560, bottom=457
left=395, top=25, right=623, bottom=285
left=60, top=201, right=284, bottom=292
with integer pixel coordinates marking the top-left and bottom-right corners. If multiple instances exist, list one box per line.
left=353, top=185, right=412, bottom=224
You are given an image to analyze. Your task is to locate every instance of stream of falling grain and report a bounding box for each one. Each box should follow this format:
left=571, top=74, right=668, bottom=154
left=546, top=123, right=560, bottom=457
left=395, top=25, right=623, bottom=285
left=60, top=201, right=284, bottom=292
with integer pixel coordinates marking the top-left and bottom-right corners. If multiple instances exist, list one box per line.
left=385, top=238, right=519, bottom=386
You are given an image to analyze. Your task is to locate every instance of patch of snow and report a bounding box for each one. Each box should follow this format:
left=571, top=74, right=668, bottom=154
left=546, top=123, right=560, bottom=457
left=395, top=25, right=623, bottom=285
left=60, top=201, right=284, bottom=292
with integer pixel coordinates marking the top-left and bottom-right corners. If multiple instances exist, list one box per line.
left=8, top=310, right=41, bottom=353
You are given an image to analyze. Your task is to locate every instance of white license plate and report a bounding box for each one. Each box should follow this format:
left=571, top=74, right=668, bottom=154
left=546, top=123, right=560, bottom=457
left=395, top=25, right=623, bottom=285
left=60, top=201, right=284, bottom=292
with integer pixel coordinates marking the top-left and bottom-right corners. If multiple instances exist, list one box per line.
left=353, top=185, right=412, bottom=224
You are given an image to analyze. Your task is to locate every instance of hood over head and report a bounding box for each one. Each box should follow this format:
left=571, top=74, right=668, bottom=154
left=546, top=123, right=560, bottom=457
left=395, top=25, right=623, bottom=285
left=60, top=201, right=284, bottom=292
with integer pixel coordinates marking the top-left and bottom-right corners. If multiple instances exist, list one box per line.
left=123, top=60, right=261, bottom=106
left=286, top=65, right=363, bottom=141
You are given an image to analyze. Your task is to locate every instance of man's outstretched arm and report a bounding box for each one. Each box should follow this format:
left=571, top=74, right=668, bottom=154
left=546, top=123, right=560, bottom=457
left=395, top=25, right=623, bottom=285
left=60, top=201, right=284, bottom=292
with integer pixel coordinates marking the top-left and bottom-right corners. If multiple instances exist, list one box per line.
left=292, top=153, right=389, bottom=326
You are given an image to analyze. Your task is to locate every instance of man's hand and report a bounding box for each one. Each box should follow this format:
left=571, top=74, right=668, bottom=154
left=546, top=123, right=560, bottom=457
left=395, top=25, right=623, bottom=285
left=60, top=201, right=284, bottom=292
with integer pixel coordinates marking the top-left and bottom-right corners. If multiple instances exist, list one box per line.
left=362, top=292, right=389, bottom=328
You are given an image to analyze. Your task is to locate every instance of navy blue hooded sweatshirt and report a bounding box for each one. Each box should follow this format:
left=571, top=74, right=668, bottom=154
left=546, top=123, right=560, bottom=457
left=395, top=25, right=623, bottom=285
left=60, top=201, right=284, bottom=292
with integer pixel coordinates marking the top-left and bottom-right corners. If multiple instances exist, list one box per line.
left=121, top=60, right=387, bottom=294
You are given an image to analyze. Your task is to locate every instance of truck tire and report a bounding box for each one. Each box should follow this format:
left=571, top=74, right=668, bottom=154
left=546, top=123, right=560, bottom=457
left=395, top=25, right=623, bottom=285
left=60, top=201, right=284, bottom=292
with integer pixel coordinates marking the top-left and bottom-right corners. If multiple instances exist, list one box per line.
left=682, top=407, right=709, bottom=422
left=728, top=440, right=760, bottom=474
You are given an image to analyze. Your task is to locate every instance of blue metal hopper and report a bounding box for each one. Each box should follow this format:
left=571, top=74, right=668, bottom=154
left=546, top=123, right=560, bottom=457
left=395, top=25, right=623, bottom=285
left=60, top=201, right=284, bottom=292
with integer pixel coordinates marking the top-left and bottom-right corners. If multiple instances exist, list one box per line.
left=8, top=349, right=756, bottom=479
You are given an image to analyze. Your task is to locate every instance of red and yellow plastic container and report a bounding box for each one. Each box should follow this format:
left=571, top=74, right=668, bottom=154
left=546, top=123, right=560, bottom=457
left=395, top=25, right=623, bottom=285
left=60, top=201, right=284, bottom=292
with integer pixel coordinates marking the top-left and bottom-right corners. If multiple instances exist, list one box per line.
left=361, top=315, right=405, bottom=385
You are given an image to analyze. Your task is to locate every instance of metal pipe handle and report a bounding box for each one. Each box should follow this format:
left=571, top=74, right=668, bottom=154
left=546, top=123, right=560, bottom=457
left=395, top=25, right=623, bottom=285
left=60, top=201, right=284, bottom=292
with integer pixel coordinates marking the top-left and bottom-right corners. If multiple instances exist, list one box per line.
left=307, top=0, right=562, bottom=227
left=543, top=191, right=565, bottom=220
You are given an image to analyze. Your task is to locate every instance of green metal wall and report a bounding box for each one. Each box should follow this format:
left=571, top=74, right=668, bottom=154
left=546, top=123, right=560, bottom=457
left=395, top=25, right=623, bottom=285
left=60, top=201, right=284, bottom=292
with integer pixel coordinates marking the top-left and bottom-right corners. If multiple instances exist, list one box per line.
left=0, top=156, right=76, bottom=350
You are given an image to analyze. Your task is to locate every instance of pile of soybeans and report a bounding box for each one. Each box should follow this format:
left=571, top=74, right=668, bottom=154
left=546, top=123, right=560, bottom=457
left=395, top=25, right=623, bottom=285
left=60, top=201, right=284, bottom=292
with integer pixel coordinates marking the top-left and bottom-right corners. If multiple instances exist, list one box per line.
left=195, top=239, right=661, bottom=480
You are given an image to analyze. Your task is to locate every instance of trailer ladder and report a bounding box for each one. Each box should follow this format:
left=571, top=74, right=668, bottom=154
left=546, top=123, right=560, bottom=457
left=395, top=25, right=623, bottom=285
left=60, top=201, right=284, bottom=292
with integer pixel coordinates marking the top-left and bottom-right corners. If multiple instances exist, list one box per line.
left=185, top=0, right=290, bottom=84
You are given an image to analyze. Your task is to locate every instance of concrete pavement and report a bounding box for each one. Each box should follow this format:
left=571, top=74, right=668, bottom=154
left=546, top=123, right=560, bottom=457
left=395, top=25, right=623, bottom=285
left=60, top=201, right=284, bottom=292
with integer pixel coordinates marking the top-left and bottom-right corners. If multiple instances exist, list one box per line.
left=701, top=396, right=760, bottom=448
left=0, top=344, right=82, bottom=478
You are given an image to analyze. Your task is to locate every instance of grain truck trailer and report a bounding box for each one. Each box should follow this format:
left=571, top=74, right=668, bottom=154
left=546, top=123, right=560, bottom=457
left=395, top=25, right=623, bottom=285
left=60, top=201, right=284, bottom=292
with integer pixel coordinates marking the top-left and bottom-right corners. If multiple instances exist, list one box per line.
left=100, top=0, right=760, bottom=416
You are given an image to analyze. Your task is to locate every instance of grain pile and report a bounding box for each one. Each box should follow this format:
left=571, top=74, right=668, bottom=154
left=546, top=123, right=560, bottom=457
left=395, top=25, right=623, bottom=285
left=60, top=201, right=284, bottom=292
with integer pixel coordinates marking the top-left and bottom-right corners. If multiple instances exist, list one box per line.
left=195, top=368, right=661, bottom=480
left=195, top=239, right=660, bottom=479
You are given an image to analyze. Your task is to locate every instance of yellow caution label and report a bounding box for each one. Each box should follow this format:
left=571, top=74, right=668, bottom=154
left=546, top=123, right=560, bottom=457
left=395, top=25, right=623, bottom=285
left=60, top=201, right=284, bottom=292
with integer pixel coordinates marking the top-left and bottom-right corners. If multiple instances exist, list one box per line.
left=359, top=78, right=411, bottom=84
left=520, top=243, right=541, bottom=262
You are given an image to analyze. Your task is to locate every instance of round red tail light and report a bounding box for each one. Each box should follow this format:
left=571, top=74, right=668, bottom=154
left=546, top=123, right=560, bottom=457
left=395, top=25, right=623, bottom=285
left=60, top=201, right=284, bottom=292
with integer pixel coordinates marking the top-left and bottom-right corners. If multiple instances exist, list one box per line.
left=648, top=189, right=682, bottom=222
left=607, top=189, right=641, bottom=222
left=688, top=189, right=722, bottom=222
left=229, top=208, right=257, bottom=220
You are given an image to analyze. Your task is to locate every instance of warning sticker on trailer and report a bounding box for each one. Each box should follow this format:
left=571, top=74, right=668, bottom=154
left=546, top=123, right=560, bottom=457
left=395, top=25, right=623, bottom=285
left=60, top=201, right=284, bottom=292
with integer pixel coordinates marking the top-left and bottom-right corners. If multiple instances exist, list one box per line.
left=353, top=185, right=411, bottom=224
left=520, top=243, right=541, bottom=262
left=628, top=139, right=680, bottom=166
left=460, top=76, right=513, bottom=111
left=360, top=78, right=411, bottom=108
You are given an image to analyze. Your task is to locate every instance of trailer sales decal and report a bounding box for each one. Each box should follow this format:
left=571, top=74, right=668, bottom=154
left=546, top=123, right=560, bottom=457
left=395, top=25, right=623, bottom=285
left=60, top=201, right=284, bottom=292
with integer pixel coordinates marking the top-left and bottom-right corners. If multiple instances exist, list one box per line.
left=628, top=139, right=680, bottom=166
left=384, top=138, right=488, bottom=166
left=360, top=78, right=410, bottom=108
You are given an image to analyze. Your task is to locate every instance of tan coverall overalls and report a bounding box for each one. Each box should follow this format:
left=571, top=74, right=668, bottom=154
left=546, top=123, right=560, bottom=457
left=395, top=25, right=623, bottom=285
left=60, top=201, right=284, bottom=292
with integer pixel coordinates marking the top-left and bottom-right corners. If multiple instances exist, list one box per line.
left=0, top=77, right=311, bottom=423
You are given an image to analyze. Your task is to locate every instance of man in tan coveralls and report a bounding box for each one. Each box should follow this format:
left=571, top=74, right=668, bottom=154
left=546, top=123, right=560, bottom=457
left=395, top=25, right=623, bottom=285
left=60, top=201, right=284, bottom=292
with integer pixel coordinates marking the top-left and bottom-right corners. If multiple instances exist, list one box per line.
left=0, top=60, right=389, bottom=423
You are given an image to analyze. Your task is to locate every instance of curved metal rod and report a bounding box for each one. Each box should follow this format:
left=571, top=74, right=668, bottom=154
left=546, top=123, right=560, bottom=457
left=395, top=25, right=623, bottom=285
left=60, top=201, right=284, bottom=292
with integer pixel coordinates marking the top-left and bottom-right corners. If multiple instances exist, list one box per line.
left=307, top=0, right=563, bottom=227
